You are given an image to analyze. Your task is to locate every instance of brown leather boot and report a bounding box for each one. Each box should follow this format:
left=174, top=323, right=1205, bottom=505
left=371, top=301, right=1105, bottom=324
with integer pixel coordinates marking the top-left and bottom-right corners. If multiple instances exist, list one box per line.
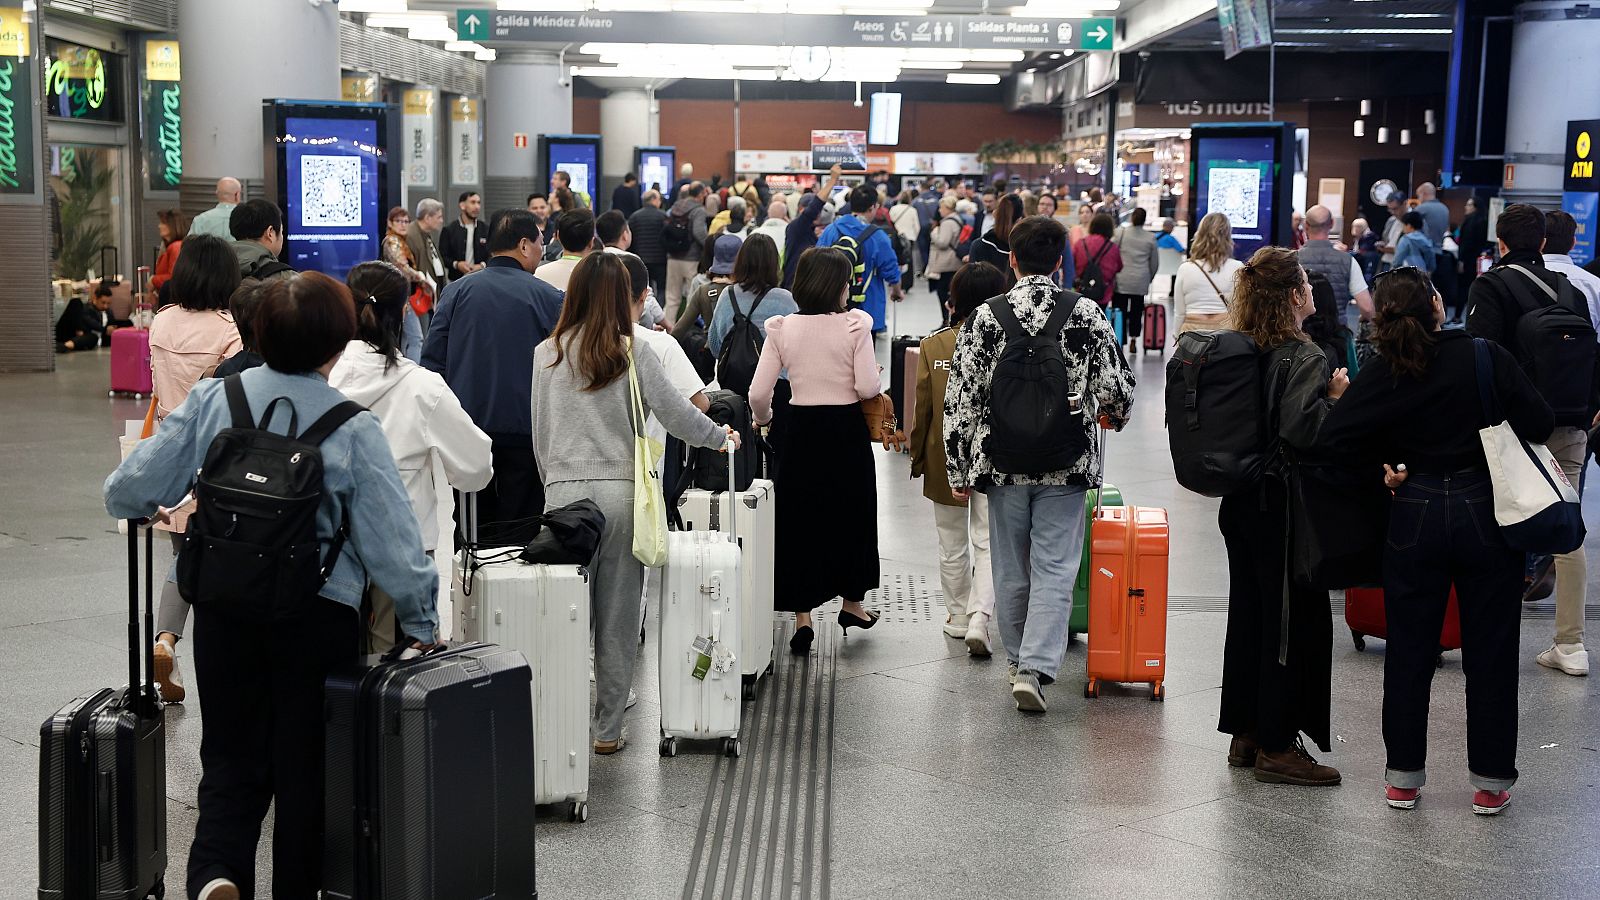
left=1227, top=733, right=1260, bottom=768
left=1253, top=738, right=1341, bottom=786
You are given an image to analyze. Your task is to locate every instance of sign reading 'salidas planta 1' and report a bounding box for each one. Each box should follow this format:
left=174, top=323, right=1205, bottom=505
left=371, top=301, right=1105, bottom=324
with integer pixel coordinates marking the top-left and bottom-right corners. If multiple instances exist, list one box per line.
left=0, top=3, right=35, bottom=194
left=143, top=38, right=181, bottom=189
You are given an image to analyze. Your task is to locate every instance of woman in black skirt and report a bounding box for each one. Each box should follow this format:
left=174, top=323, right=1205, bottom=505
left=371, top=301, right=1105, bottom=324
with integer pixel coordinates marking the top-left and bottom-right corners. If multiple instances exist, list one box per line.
left=749, top=247, right=885, bottom=654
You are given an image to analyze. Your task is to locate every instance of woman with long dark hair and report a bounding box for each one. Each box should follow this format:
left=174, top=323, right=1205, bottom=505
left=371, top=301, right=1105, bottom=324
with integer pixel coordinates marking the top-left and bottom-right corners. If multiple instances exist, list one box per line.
left=969, top=194, right=1023, bottom=287
left=532, top=252, right=733, bottom=754
left=747, top=247, right=885, bottom=654
left=1072, top=212, right=1124, bottom=304
left=152, top=208, right=189, bottom=291
left=1318, top=266, right=1551, bottom=815
left=1216, top=247, right=1348, bottom=787
left=328, top=261, right=493, bottom=653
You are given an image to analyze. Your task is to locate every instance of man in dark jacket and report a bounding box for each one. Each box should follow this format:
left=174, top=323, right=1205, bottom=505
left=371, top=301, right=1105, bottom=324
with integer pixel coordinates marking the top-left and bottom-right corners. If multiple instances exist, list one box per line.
left=782, top=164, right=844, bottom=289
left=627, top=189, right=669, bottom=303
left=664, top=182, right=710, bottom=323
left=422, top=210, right=563, bottom=542
left=611, top=173, right=642, bottom=217
left=438, top=191, right=489, bottom=283
left=1466, top=202, right=1598, bottom=676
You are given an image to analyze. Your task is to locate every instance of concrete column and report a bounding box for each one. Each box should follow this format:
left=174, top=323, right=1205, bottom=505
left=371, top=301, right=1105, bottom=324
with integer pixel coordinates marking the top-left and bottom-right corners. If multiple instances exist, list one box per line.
left=599, top=88, right=655, bottom=211
left=178, top=0, right=340, bottom=185
left=1503, top=1, right=1600, bottom=206
left=484, top=50, right=570, bottom=214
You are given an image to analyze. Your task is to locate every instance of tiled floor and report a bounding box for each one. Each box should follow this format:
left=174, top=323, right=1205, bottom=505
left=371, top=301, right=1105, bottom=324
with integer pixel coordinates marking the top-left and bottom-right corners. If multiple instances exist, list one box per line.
left=2, top=282, right=1597, bottom=898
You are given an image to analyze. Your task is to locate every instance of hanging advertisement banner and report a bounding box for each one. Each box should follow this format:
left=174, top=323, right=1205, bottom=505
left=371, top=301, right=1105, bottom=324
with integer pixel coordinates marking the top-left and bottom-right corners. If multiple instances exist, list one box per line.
left=402, top=88, right=436, bottom=188
left=341, top=71, right=379, bottom=103
left=1218, top=0, right=1274, bottom=60
left=449, top=96, right=480, bottom=185
left=1562, top=119, right=1600, bottom=265
left=811, top=130, right=868, bottom=171
left=0, top=3, right=35, bottom=194
left=143, top=38, right=181, bottom=190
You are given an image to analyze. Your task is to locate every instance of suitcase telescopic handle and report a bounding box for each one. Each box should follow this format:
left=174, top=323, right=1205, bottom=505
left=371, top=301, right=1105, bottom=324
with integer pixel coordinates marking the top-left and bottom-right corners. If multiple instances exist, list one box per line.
left=1093, top=421, right=1110, bottom=518
left=723, top=434, right=738, bottom=542
left=126, top=522, right=156, bottom=710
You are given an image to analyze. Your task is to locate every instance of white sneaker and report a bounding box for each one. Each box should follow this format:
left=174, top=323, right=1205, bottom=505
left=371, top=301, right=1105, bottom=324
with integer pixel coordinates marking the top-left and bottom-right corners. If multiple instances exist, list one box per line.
left=197, top=878, right=240, bottom=900
left=1007, top=662, right=1018, bottom=685
left=1012, top=671, right=1047, bottom=712
left=626, top=688, right=639, bottom=709
left=942, top=613, right=970, bottom=639
left=1536, top=643, right=1590, bottom=676
left=964, top=612, right=992, bottom=657
left=153, top=639, right=185, bottom=704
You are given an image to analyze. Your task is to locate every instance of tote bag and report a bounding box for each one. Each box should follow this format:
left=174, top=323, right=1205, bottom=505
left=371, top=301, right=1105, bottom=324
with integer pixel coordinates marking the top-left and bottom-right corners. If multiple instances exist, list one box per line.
left=1473, top=339, right=1585, bottom=554
left=629, top=343, right=669, bottom=567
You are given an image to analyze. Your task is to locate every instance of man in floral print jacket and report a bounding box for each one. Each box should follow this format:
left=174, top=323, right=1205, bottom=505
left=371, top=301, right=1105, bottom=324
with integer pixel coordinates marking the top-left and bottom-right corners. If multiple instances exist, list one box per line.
left=943, top=215, right=1136, bottom=713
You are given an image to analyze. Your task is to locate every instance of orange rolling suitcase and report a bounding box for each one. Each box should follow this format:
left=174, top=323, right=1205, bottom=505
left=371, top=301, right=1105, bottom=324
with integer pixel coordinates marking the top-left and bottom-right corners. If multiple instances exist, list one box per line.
left=1084, top=504, right=1171, bottom=701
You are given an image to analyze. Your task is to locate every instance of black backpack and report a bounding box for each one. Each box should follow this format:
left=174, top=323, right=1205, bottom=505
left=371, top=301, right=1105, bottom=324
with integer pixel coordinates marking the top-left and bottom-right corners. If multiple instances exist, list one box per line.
left=673, top=284, right=724, bottom=385
left=1502, top=264, right=1598, bottom=426
left=834, top=225, right=883, bottom=309
left=663, top=209, right=695, bottom=255
left=1074, top=238, right=1113, bottom=304
left=890, top=231, right=913, bottom=268
left=1166, top=329, right=1275, bottom=497
left=245, top=258, right=294, bottom=281
left=176, top=376, right=364, bottom=620
left=716, top=287, right=768, bottom=396
left=984, top=292, right=1089, bottom=475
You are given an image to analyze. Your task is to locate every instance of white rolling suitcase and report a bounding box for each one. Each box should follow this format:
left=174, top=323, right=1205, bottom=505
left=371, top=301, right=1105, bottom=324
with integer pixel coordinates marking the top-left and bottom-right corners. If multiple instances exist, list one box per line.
left=659, top=441, right=743, bottom=758
left=453, top=492, right=593, bottom=822
left=674, top=478, right=775, bottom=701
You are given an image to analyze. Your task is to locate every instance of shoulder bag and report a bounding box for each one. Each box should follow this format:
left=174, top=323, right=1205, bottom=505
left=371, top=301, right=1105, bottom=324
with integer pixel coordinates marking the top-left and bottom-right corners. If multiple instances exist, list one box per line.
left=628, top=341, right=670, bottom=567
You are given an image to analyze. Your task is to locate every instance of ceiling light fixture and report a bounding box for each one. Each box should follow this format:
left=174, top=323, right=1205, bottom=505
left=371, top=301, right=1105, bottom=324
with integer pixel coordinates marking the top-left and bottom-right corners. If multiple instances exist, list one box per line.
left=1400, top=128, right=1411, bottom=146
left=1353, top=119, right=1364, bottom=137
left=1359, top=98, right=1371, bottom=116
left=1377, top=126, right=1390, bottom=144
left=947, top=73, right=1001, bottom=85
left=339, top=0, right=408, bottom=12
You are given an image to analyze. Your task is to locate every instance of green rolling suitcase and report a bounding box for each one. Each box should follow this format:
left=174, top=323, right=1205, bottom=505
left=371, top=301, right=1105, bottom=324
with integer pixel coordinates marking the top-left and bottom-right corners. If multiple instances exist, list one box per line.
left=1069, top=483, right=1121, bottom=640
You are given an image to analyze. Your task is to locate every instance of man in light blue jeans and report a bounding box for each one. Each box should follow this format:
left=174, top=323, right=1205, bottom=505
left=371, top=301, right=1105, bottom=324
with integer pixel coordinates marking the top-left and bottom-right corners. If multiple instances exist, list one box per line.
left=943, top=215, right=1137, bottom=713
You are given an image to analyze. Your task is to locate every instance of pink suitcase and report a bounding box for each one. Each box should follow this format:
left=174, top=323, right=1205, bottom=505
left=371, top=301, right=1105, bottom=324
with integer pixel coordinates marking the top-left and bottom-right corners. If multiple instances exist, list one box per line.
left=110, top=328, right=152, bottom=398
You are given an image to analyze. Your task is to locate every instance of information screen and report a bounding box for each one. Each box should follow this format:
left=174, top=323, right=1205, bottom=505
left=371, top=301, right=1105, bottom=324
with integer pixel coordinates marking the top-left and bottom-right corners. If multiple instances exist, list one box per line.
left=283, top=116, right=381, bottom=278
left=549, top=141, right=599, bottom=201
left=1194, top=135, right=1277, bottom=260
left=637, top=147, right=675, bottom=198
left=869, top=93, right=902, bottom=146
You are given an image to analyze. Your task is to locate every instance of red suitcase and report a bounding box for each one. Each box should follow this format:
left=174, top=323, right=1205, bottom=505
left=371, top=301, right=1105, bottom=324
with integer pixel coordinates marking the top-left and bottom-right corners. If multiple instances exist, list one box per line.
left=1345, top=585, right=1463, bottom=659
left=1142, top=303, right=1167, bottom=355
left=109, top=328, right=153, bottom=398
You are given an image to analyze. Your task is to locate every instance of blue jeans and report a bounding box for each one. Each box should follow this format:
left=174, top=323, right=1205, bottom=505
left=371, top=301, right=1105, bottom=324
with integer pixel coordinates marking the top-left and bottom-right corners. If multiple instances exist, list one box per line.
left=986, top=483, right=1087, bottom=683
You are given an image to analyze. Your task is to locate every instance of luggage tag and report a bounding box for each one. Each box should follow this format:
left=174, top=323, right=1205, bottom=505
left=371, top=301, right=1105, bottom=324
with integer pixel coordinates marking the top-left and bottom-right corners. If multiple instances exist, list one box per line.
left=691, top=635, right=714, bottom=681
left=712, top=640, right=737, bottom=675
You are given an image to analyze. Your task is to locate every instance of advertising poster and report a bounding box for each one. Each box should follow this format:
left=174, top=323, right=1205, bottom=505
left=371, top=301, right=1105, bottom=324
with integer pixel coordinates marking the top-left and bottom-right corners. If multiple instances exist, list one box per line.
left=403, top=88, right=436, bottom=187
left=143, top=38, right=181, bottom=190
left=449, top=96, right=479, bottom=185
left=0, top=3, right=35, bottom=194
left=637, top=148, right=673, bottom=196
left=284, top=116, right=381, bottom=278
left=1194, top=134, right=1277, bottom=259
left=1218, top=0, right=1274, bottom=60
left=548, top=141, right=598, bottom=201
left=735, top=149, right=812, bottom=174
left=811, top=130, right=868, bottom=171
left=45, top=39, right=120, bottom=122
left=1563, top=119, right=1600, bottom=265
left=341, top=71, right=379, bottom=103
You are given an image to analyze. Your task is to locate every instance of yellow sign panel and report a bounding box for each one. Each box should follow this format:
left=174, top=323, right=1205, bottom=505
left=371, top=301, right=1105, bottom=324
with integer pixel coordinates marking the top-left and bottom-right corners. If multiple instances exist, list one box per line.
left=1578, top=130, right=1592, bottom=161
left=145, top=39, right=179, bottom=81
left=341, top=72, right=378, bottom=103
left=451, top=97, right=478, bottom=123
left=403, top=89, right=434, bottom=117
left=0, top=7, right=30, bottom=58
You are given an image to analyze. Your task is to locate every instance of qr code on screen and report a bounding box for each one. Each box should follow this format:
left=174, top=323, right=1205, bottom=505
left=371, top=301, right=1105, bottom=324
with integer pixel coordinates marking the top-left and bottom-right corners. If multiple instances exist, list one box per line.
left=1207, top=167, right=1260, bottom=230
left=300, top=156, right=362, bottom=228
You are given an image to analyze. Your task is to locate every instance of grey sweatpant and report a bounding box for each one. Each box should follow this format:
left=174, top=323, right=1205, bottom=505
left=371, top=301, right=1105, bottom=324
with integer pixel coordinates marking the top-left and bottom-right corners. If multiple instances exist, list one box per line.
left=546, top=479, right=642, bottom=743
left=157, top=532, right=189, bottom=638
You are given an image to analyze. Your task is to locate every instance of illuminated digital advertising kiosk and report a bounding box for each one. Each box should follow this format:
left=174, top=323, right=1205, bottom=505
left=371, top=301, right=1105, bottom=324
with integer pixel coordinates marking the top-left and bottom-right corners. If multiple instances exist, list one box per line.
left=1187, top=122, right=1297, bottom=259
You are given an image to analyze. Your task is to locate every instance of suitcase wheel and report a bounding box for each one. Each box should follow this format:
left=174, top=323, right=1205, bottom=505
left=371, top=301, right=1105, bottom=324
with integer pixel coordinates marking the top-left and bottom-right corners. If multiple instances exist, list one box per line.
left=723, top=737, right=741, bottom=758
left=741, top=679, right=756, bottom=702
left=1150, top=683, right=1165, bottom=702
left=1083, top=680, right=1099, bottom=699
left=1351, top=629, right=1367, bottom=652
left=659, top=736, right=678, bottom=758
left=570, top=800, right=589, bottom=823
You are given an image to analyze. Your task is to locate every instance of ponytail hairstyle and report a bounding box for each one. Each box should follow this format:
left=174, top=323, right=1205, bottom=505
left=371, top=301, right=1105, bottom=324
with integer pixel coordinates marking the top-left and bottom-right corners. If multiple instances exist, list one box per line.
left=345, top=260, right=410, bottom=371
left=1231, top=246, right=1308, bottom=349
left=1371, top=265, right=1439, bottom=379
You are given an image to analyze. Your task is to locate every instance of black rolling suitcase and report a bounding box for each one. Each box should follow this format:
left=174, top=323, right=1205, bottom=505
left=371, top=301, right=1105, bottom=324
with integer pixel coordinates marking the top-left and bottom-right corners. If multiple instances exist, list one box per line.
left=323, top=642, right=537, bottom=899
left=888, top=334, right=919, bottom=426
left=38, top=524, right=167, bottom=900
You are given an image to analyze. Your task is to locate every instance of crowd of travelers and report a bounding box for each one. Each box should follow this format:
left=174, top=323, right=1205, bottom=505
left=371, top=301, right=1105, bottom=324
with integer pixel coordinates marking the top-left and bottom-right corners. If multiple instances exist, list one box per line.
left=94, top=164, right=1597, bottom=898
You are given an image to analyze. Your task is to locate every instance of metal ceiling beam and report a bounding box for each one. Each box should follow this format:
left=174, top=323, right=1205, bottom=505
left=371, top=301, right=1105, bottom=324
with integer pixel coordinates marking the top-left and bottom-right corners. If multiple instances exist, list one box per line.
left=1118, top=0, right=1217, bottom=52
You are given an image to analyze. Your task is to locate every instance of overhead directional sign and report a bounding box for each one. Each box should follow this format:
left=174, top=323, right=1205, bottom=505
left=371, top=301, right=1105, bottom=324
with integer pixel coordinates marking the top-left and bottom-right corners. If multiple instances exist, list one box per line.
left=457, top=9, right=1116, bottom=53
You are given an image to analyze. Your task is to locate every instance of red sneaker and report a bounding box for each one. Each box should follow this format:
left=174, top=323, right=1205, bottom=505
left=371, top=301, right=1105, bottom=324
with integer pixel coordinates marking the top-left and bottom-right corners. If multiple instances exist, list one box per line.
left=1385, top=785, right=1420, bottom=809
left=1472, top=790, right=1511, bottom=816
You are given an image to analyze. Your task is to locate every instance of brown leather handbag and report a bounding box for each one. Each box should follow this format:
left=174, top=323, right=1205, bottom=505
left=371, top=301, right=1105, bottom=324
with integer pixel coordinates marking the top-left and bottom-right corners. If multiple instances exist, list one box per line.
left=860, top=393, right=906, bottom=450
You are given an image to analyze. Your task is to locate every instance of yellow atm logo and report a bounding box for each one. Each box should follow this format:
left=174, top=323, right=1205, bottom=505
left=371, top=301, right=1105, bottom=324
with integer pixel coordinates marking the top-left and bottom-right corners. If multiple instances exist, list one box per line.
left=1574, top=131, right=1594, bottom=180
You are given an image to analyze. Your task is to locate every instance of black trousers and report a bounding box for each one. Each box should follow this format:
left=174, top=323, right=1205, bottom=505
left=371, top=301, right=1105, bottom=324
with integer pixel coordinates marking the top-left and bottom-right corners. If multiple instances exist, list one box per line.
left=930, top=274, right=952, bottom=328
left=186, top=599, right=359, bottom=899
left=1382, top=472, right=1523, bottom=790
left=471, top=432, right=545, bottom=546
left=1110, top=292, right=1147, bottom=338
left=646, top=261, right=668, bottom=309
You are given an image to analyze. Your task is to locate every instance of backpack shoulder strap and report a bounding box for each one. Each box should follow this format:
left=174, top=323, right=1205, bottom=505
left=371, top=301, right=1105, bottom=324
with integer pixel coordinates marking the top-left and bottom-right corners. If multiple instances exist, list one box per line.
left=1089, top=237, right=1113, bottom=267
left=859, top=225, right=881, bottom=248
left=299, top=401, right=366, bottom=447
left=1502, top=264, right=1559, bottom=308
left=987, top=296, right=1024, bottom=341
left=223, top=374, right=254, bottom=429
left=1043, top=289, right=1076, bottom=339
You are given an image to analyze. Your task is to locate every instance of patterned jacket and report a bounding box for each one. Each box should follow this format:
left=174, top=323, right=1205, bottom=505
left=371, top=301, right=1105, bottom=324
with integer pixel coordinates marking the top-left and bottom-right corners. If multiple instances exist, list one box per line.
left=944, top=275, right=1136, bottom=490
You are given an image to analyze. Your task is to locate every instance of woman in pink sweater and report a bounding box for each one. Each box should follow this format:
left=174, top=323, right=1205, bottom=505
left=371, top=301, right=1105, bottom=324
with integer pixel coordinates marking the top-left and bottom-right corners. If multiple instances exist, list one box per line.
left=750, top=247, right=885, bottom=654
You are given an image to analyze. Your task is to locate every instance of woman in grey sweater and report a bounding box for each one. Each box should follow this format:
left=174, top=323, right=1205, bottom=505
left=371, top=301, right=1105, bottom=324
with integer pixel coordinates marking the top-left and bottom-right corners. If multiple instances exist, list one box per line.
left=533, top=252, right=733, bottom=754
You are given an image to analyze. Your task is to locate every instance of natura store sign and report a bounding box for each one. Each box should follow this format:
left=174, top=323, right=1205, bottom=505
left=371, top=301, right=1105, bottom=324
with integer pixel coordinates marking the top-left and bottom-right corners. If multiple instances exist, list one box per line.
left=0, top=3, right=35, bottom=194
left=144, top=38, right=182, bottom=189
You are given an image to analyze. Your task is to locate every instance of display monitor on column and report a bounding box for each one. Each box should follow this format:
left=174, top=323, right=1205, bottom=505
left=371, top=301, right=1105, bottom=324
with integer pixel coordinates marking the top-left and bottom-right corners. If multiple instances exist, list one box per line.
left=540, top=134, right=602, bottom=208
left=1188, top=122, right=1296, bottom=260
left=636, top=146, right=676, bottom=200
left=263, top=100, right=401, bottom=280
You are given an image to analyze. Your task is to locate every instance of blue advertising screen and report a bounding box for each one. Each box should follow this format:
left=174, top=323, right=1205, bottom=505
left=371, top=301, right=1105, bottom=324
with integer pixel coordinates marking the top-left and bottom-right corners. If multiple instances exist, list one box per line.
left=549, top=141, right=599, bottom=202
left=638, top=148, right=675, bottom=199
left=1194, top=135, right=1277, bottom=260
left=283, top=116, right=381, bottom=279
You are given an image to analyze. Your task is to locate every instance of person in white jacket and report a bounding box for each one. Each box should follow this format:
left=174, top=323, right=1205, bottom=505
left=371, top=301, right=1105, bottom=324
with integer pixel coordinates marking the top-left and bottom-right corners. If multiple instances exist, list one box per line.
left=331, top=260, right=494, bottom=652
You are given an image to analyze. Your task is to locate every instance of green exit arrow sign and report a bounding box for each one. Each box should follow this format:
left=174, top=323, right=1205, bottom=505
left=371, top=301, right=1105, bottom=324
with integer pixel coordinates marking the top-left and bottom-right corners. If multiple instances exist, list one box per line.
left=457, top=8, right=491, bottom=41
left=1078, top=17, right=1115, bottom=51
